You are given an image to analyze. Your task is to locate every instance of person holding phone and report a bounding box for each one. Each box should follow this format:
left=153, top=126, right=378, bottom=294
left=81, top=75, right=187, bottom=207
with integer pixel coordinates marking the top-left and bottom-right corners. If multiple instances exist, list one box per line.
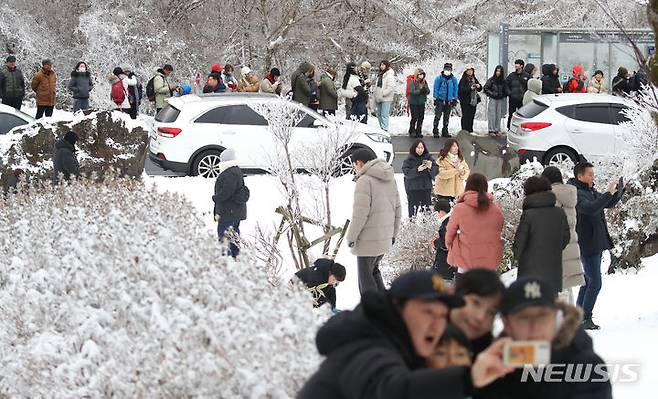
left=402, top=139, right=436, bottom=218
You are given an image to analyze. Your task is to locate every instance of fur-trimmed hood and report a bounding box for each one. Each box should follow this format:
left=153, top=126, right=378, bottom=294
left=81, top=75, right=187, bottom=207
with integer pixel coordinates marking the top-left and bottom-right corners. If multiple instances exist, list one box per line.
left=553, top=302, right=585, bottom=350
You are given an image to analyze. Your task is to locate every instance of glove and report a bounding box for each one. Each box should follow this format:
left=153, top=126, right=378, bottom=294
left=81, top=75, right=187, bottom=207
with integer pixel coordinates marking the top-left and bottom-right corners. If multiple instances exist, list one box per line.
left=348, top=242, right=355, bottom=248
left=392, top=238, right=396, bottom=245
left=433, top=99, right=438, bottom=106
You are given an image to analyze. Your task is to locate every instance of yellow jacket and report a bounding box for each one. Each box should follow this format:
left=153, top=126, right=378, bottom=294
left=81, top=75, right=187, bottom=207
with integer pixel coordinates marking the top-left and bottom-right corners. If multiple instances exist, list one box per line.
left=434, top=156, right=469, bottom=197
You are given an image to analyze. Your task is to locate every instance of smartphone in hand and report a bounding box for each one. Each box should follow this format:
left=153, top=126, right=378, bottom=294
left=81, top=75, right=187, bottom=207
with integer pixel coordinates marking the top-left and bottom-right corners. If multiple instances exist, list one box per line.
left=618, top=176, right=624, bottom=191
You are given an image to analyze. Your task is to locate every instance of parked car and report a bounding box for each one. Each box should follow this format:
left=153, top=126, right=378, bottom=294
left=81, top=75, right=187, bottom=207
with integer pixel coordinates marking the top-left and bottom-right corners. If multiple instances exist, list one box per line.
left=508, top=93, right=632, bottom=165
left=149, top=93, right=394, bottom=178
left=0, top=104, right=34, bottom=135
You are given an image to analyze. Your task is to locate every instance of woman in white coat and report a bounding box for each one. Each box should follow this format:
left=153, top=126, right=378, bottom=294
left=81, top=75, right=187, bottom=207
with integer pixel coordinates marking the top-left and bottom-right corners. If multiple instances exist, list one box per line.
left=339, top=62, right=361, bottom=120
left=373, top=60, right=395, bottom=131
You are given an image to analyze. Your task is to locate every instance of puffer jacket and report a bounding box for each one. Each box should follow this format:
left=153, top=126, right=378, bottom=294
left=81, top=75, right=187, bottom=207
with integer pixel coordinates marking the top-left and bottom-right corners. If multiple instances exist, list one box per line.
left=506, top=70, right=529, bottom=102
left=237, top=74, right=260, bottom=93
left=52, top=138, right=80, bottom=184
left=541, top=64, right=561, bottom=95
left=434, top=156, right=470, bottom=198
left=291, top=62, right=314, bottom=106
left=319, top=73, right=338, bottom=110
left=552, top=183, right=585, bottom=289
left=153, top=69, right=171, bottom=109
left=402, top=152, right=436, bottom=192
left=587, top=77, right=608, bottom=94
left=31, top=68, right=57, bottom=106
left=433, top=73, right=459, bottom=101
left=212, top=160, right=249, bottom=222
left=346, top=159, right=401, bottom=257
left=522, top=78, right=542, bottom=106
left=446, top=191, right=504, bottom=270
left=0, top=65, right=26, bottom=99
left=484, top=76, right=508, bottom=99
left=68, top=71, right=93, bottom=99
left=373, top=68, right=396, bottom=103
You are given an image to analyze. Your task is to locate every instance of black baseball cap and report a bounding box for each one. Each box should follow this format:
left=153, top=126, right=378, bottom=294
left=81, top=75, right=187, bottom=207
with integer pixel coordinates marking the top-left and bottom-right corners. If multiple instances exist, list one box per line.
left=389, top=270, right=465, bottom=308
left=6, top=55, right=16, bottom=63
left=500, top=277, right=557, bottom=315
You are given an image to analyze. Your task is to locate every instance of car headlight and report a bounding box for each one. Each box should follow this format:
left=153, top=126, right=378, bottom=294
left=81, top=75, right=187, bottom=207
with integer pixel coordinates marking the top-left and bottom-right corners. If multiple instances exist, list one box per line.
left=365, top=133, right=391, bottom=144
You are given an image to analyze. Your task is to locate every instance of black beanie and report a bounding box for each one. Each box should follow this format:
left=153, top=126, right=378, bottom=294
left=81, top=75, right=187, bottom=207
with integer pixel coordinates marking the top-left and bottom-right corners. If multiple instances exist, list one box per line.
left=112, top=67, right=124, bottom=76
left=64, top=131, right=78, bottom=146
left=270, top=67, right=281, bottom=77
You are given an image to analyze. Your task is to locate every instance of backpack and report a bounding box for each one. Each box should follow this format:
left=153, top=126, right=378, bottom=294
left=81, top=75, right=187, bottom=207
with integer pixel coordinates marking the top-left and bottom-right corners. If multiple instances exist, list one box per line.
left=564, top=78, right=584, bottom=93
left=405, top=74, right=415, bottom=114
left=111, top=80, right=126, bottom=106
left=145, top=76, right=156, bottom=102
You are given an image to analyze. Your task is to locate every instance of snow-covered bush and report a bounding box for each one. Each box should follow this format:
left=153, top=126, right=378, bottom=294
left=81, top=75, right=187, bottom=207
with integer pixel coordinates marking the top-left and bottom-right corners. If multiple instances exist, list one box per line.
left=0, top=177, right=324, bottom=397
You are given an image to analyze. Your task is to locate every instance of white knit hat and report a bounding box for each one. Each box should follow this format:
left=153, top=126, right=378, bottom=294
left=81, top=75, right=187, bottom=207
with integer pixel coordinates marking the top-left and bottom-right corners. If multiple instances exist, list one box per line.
left=360, top=61, right=371, bottom=69
left=240, top=66, right=252, bottom=76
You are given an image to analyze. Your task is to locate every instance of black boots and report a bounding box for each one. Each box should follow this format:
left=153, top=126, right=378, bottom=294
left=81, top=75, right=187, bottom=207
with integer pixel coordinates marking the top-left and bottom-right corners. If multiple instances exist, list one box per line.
left=582, top=318, right=601, bottom=330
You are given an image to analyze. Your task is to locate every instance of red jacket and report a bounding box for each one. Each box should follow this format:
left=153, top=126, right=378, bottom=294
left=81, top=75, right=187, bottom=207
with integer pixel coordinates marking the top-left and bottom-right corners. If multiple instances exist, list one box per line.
left=446, top=191, right=504, bottom=270
left=567, top=66, right=587, bottom=93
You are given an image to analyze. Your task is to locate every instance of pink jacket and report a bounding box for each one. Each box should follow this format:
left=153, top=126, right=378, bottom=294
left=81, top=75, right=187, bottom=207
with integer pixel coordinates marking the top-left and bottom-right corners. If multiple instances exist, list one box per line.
left=446, top=191, right=504, bottom=270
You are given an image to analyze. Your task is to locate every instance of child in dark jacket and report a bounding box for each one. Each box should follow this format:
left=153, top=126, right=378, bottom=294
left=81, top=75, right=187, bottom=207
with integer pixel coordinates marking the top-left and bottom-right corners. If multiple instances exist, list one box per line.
left=432, top=200, right=455, bottom=286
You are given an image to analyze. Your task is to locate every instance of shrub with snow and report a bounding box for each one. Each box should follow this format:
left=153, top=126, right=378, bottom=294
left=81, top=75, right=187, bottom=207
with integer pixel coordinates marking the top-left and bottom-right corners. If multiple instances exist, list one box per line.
left=0, top=178, right=324, bottom=397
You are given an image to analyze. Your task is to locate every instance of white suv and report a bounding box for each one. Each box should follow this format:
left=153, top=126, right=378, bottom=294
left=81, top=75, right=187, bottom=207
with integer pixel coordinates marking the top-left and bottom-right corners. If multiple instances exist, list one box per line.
left=508, top=93, right=632, bottom=165
left=148, top=93, right=394, bottom=177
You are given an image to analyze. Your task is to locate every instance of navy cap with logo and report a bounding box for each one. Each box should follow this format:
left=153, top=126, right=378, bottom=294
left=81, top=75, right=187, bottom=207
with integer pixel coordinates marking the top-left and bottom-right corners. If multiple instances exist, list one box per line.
left=501, top=277, right=557, bottom=315
left=389, top=270, right=465, bottom=308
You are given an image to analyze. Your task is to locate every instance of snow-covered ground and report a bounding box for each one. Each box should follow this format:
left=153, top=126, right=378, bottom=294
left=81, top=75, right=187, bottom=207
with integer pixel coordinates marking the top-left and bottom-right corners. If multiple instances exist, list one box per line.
left=145, top=172, right=658, bottom=397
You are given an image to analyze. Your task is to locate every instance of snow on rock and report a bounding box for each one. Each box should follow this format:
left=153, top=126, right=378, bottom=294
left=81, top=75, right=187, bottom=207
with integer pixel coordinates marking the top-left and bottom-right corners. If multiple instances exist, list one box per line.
left=0, top=178, right=324, bottom=397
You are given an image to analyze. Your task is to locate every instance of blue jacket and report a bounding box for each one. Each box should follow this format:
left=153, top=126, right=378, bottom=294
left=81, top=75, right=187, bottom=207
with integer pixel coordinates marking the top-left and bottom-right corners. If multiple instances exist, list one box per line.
left=433, top=73, right=458, bottom=101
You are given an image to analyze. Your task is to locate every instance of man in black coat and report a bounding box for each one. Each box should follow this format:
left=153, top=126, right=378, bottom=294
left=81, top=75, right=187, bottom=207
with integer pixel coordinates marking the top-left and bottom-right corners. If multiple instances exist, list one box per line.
left=540, top=64, right=562, bottom=95
left=52, top=131, right=80, bottom=185
left=432, top=200, right=454, bottom=283
left=505, top=59, right=529, bottom=130
left=476, top=277, right=613, bottom=399
left=294, top=259, right=346, bottom=309
left=0, top=55, right=25, bottom=110
left=213, top=148, right=250, bottom=258
left=298, top=270, right=515, bottom=399
left=568, top=162, right=622, bottom=330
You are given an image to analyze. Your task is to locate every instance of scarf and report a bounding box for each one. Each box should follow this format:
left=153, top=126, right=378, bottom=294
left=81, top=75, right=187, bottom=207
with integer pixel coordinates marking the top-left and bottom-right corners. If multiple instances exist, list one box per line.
left=447, top=152, right=461, bottom=168
left=468, top=76, right=478, bottom=106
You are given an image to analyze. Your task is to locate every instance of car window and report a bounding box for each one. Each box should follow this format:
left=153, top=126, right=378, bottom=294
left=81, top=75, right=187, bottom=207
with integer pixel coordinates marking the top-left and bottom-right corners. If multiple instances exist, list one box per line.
left=573, top=105, right=612, bottom=124
left=556, top=105, right=575, bottom=118
left=0, top=113, right=28, bottom=135
left=517, top=101, right=548, bottom=118
left=611, top=105, right=631, bottom=124
left=155, top=105, right=180, bottom=123
left=195, top=105, right=268, bottom=126
left=296, top=112, right=318, bottom=128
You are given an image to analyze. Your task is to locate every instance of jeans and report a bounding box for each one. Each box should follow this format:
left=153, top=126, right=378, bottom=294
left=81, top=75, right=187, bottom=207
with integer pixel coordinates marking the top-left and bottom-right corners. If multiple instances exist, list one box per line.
left=129, top=102, right=138, bottom=120
left=409, top=104, right=425, bottom=135
left=218, top=220, right=241, bottom=258
left=433, top=101, right=452, bottom=132
left=1, top=97, right=22, bottom=110
left=376, top=101, right=391, bottom=131
left=357, top=255, right=386, bottom=295
left=36, top=105, right=54, bottom=119
left=460, top=103, right=476, bottom=132
left=73, top=98, right=89, bottom=113
left=406, top=189, right=432, bottom=218
left=507, top=98, right=523, bottom=129
left=487, top=98, right=507, bottom=132
left=577, top=252, right=603, bottom=319
left=344, top=98, right=353, bottom=120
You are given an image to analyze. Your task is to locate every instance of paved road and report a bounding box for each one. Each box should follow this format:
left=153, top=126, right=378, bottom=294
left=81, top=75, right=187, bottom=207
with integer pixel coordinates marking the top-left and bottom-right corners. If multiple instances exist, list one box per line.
left=145, top=133, right=513, bottom=177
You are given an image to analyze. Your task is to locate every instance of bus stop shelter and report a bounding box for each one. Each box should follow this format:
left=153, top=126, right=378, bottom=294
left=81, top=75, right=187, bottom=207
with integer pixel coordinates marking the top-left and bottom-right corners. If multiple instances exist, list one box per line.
left=488, top=24, right=654, bottom=85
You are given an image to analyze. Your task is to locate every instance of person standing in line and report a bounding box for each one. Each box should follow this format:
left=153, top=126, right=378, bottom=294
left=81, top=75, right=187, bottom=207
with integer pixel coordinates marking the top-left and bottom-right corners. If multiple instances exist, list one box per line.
left=109, top=67, right=137, bottom=115
left=505, top=59, right=528, bottom=130
left=340, top=62, right=360, bottom=120
left=203, top=73, right=226, bottom=94
left=445, top=173, right=504, bottom=277
left=587, top=70, right=608, bottom=94
left=434, top=139, right=469, bottom=202
left=213, top=148, right=250, bottom=259
left=237, top=66, right=260, bottom=92
left=319, top=68, right=338, bottom=116
left=373, top=60, right=395, bottom=131
left=223, top=64, right=239, bottom=92
left=407, top=68, right=430, bottom=137
left=522, top=76, right=542, bottom=106
left=346, top=148, right=401, bottom=295
left=568, top=162, right=623, bottom=330
left=402, top=139, right=436, bottom=217
left=512, top=176, right=570, bottom=297
left=260, top=67, right=282, bottom=95
left=432, top=63, right=459, bottom=138
left=484, top=65, right=508, bottom=137
left=565, top=65, right=587, bottom=93
left=0, top=55, right=25, bottom=110
left=540, top=64, right=562, bottom=95
left=457, top=64, right=482, bottom=133
left=612, top=67, right=633, bottom=96
left=123, top=68, right=142, bottom=119
left=153, top=64, right=174, bottom=114
left=68, top=62, right=93, bottom=113
left=32, top=59, right=57, bottom=119
left=291, top=62, right=315, bottom=107
left=542, top=166, right=584, bottom=305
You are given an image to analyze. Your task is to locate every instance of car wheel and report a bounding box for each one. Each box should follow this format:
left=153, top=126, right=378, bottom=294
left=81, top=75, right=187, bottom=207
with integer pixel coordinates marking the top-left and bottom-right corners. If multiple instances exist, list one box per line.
left=192, top=150, right=223, bottom=178
left=334, top=148, right=357, bottom=177
left=544, top=147, right=578, bottom=167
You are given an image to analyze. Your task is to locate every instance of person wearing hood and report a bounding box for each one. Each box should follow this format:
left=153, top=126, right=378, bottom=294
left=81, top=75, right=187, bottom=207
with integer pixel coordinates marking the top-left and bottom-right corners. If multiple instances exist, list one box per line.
left=512, top=176, right=570, bottom=296
left=373, top=60, right=395, bottom=131
left=346, top=148, right=401, bottom=294
left=293, top=258, right=346, bottom=310
left=339, top=62, right=361, bottom=120
left=540, top=64, right=562, bottom=95
left=0, top=55, right=26, bottom=110
left=505, top=59, right=529, bottom=130
left=260, top=67, right=282, bottom=95
left=291, top=62, right=315, bottom=106
left=476, top=277, right=613, bottom=399
left=407, top=68, right=430, bottom=137
left=522, top=76, right=542, bottom=106
left=431, top=200, right=455, bottom=284
left=212, top=148, right=250, bottom=259
left=52, top=131, right=80, bottom=185
left=223, top=64, right=239, bottom=92
left=319, top=68, right=338, bottom=116
left=298, top=269, right=516, bottom=399
left=612, top=67, right=632, bottom=96
left=568, top=162, right=623, bottom=330
left=542, top=166, right=585, bottom=305
left=565, top=65, right=587, bottom=93
left=109, top=67, right=137, bottom=114
left=434, top=139, right=470, bottom=202
left=203, top=73, right=226, bottom=94
left=458, top=64, right=482, bottom=133
left=153, top=64, right=174, bottom=113
left=402, top=139, right=436, bottom=217
left=237, top=66, right=260, bottom=93
left=446, top=173, right=504, bottom=273
left=484, top=65, right=509, bottom=137
left=432, top=63, right=459, bottom=137
left=32, top=59, right=57, bottom=119
left=68, top=62, right=93, bottom=113
left=587, top=70, right=608, bottom=94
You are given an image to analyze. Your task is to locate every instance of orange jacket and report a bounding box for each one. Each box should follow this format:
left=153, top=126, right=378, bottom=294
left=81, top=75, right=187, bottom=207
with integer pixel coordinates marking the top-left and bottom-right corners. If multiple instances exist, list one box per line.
left=31, top=68, right=57, bottom=106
